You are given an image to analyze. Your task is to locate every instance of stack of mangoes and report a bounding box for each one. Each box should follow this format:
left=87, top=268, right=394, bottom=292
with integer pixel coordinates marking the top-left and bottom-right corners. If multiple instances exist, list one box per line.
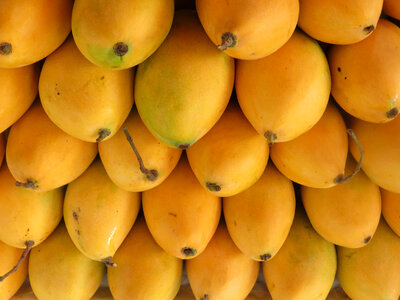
left=1, top=0, right=400, bottom=299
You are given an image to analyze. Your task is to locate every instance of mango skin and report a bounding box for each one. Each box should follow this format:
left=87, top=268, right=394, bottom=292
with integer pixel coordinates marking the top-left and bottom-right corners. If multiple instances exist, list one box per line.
left=39, top=37, right=134, bottom=142
left=0, top=65, right=39, bottom=133
left=384, top=0, right=400, bottom=20
left=223, top=163, right=295, bottom=261
left=337, top=219, right=400, bottom=300
left=263, top=208, right=336, bottom=300
left=382, top=189, right=400, bottom=237
left=135, top=10, right=234, bottom=149
left=99, top=109, right=182, bottom=192
left=64, top=159, right=141, bottom=262
left=187, top=104, right=269, bottom=197
left=236, top=30, right=330, bottom=143
left=72, top=0, right=174, bottom=69
left=0, top=164, right=64, bottom=249
left=143, top=156, right=221, bottom=259
left=298, top=0, right=382, bottom=44
left=349, top=114, right=400, bottom=193
left=196, top=0, right=299, bottom=60
left=6, top=103, right=98, bottom=192
left=330, top=19, right=400, bottom=123
left=0, top=241, right=28, bottom=300
left=271, top=103, right=348, bottom=188
left=302, top=158, right=382, bottom=248
left=0, top=0, right=73, bottom=68
left=108, top=218, right=182, bottom=300
left=0, top=134, right=4, bottom=169
left=186, top=224, right=259, bottom=300
left=29, top=223, right=105, bottom=300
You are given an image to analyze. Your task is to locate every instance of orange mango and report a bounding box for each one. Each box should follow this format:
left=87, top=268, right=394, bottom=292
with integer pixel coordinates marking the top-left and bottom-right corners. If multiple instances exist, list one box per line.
left=384, top=0, right=400, bottom=20
left=0, top=134, right=4, bottom=168
left=381, top=189, right=400, bottom=237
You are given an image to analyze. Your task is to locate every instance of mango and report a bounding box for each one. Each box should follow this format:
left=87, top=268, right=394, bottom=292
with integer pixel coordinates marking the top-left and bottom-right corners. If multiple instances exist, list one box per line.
left=0, top=0, right=72, bottom=68
left=236, top=30, right=330, bottom=144
left=195, top=0, right=299, bottom=60
left=143, top=156, right=221, bottom=259
left=0, top=134, right=4, bottom=168
left=0, top=65, right=39, bottom=133
left=6, top=103, right=98, bottom=192
left=263, top=208, right=336, bottom=300
left=298, top=0, right=382, bottom=44
left=29, top=223, right=105, bottom=300
left=384, top=0, right=400, bottom=20
left=349, top=113, right=400, bottom=193
left=39, top=37, right=134, bottom=142
left=99, top=109, right=182, bottom=192
left=135, top=10, right=234, bottom=149
left=72, top=0, right=174, bottom=69
left=330, top=19, right=400, bottom=123
left=382, top=189, right=400, bottom=237
left=302, top=158, right=381, bottom=248
left=0, top=241, right=28, bottom=300
left=270, top=103, right=349, bottom=188
left=108, top=218, right=182, bottom=300
left=337, top=219, right=400, bottom=300
left=186, top=104, right=269, bottom=197
left=186, top=224, right=259, bottom=300
left=64, top=159, right=141, bottom=264
left=223, top=163, right=296, bottom=261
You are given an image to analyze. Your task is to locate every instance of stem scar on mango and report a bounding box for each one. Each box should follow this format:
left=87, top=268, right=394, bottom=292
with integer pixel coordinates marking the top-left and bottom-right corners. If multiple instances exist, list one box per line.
left=0, top=240, right=34, bottom=282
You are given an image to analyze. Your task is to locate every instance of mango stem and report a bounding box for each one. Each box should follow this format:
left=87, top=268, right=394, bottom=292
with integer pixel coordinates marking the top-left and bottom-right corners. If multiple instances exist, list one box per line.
left=102, top=257, right=117, bottom=268
left=0, top=240, right=34, bottom=282
left=217, top=32, right=237, bottom=51
left=15, top=179, right=39, bottom=189
left=122, top=127, right=159, bottom=181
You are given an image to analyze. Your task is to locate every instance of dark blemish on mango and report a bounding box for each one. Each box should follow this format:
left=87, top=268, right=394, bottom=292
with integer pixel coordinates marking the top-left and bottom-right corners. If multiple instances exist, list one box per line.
left=364, top=236, right=371, bottom=244
left=96, top=128, right=111, bottom=142
left=218, top=32, right=237, bottom=51
left=169, top=212, right=177, bottom=217
left=386, top=107, right=399, bottom=119
left=206, top=182, right=221, bottom=192
left=264, top=131, right=277, bottom=146
left=337, top=67, right=341, bottom=72
left=75, top=229, right=81, bottom=236
left=0, top=42, right=12, bottom=55
left=178, top=143, right=190, bottom=149
left=113, top=42, right=129, bottom=57
left=73, top=211, right=79, bottom=222
left=260, top=253, right=272, bottom=261
left=100, top=76, right=105, bottom=80
left=344, top=77, right=347, bottom=80
left=363, top=25, right=375, bottom=35
left=181, top=247, right=197, bottom=257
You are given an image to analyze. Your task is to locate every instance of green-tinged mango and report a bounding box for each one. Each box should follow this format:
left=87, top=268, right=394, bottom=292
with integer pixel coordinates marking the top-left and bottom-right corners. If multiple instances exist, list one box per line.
left=187, top=104, right=269, bottom=197
left=39, top=37, right=134, bottom=143
left=72, top=0, right=174, bottom=69
left=6, top=103, right=98, bottom=192
left=108, top=218, right=182, bottom=300
left=186, top=223, right=259, bottom=300
left=349, top=113, right=400, bottom=193
left=99, top=109, right=182, bottom=192
left=0, top=241, right=28, bottom=300
left=143, top=155, right=221, bottom=259
left=0, top=0, right=73, bottom=68
left=135, top=10, right=234, bottom=149
left=223, top=163, right=296, bottom=261
left=337, top=219, right=400, bottom=300
left=236, top=30, right=331, bottom=144
left=302, top=158, right=381, bottom=248
left=64, top=159, right=141, bottom=264
left=382, top=189, right=400, bottom=237
left=330, top=19, right=400, bottom=123
left=263, top=208, right=337, bottom=300
left=29, top=223, right=105, bottom=300
left=271, top=103, right=349, bottom=188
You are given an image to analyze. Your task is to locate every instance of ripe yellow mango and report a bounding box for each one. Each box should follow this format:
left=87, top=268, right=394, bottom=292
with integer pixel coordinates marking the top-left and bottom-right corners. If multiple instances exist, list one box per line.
left=0, top=241, right=28, bottom=300
left=135, top=10, right=234, bottom=149
left=0, top=164, right=64, bottom=249
left=64, top=159, right=140, bottom=263
left=382, top=189, right=400, bottom=237
left=186, top=224, right=259, bottom=300
left=108, top=218, right=182, bottom=300
left=187, top=104, right=269, bottom=197
left=143, top=156, right=221, bottom=259
left=298, top=0, right=382, bottom=44
left=263, top=208, right=336, bottom=300
left=0, top=0, right=73, bottom=68
left=72, top=0, right=174, bottom=69
left=330, top=19, right=400, bottom=123
left=6, top=103, right=97, bottom=192
left=384, top=0, right=400, bottom=20
left=271, top=103, right=348, bottom=188
left=236, top=30, right=330, bottom=144
left=195, top=0, right=299, bottom=60
left=349, top=113, right=400, bottom=193
left=0, top=134, right=4, bottom=168
left=337, top=219, right=400, bottom=300
left=302, top=158, right=381, bottom=248
left=99, top=109, right=182, bottom=192
left=0, top=65, right=39, bottom=133
left=223, top=163, right=295, bottom=261
left=39, top=37, right=134, bottom=142
left=29, top=223, right=105, bottom=300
